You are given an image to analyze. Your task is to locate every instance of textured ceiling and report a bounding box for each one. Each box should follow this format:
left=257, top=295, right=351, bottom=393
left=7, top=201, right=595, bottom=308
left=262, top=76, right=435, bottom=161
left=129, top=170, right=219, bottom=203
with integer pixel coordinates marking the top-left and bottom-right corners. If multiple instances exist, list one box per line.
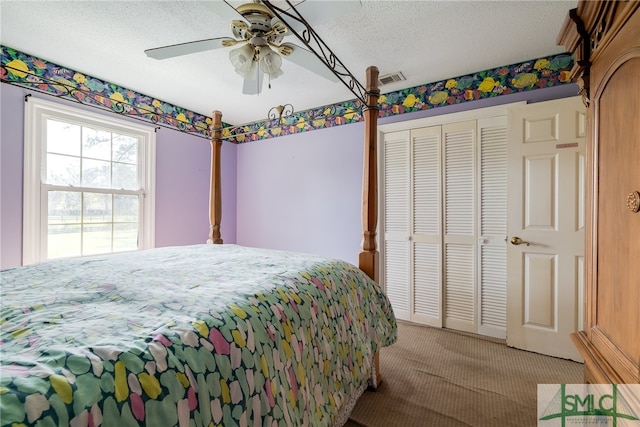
left=0, top=0, right=576, bottom=125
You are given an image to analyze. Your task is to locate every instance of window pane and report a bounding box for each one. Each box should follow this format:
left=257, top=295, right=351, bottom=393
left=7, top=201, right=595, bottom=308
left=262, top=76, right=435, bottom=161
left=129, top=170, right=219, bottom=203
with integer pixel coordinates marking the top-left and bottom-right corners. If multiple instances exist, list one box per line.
left=83, top=127, right=111, bottom=161
left=114, top=195, right=138, bottom=222
left=48, top=191, right=81, bottom=224
left=113, top=134, right=138, bottom=164
left=47, top=119, right=80, bottom=156
left=83, top=223, right=112, bottom=255
left=82, top=158, right=111, bottom=188
left=48, top=224, right=81, bottom=259
left=46, top=153, right=80, bottom=186
left=84, top=193, right=112, bottom=223
left=112, top=163, right=137, bottom=190
left=27, top=98, right=154, bottom=264
left=114, top=223, right=138, bottom=251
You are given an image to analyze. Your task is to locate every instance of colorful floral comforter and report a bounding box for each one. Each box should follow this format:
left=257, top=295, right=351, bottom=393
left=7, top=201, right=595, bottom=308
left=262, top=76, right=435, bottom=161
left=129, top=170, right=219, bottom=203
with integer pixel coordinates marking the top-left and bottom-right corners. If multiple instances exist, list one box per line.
left=0, top=244, right=397, bottom=427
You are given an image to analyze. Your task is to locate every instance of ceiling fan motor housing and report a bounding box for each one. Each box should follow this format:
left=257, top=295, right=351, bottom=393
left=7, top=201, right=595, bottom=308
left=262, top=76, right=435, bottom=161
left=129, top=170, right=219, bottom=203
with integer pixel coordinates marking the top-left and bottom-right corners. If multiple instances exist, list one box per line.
left=233, top=2, right=286, bottom=48
left=237, top=3, right=274, bottom=34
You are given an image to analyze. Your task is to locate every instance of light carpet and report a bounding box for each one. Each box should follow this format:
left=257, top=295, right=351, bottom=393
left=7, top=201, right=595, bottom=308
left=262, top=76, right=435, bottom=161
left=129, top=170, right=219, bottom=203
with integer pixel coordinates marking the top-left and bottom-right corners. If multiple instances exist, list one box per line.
left=345, top=321, right=583, bottom=427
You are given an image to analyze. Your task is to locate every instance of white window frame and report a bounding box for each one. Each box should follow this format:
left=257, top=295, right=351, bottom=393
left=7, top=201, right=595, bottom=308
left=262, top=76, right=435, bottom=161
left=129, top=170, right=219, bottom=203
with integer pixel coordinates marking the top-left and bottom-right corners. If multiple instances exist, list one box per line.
left=23, top=96, right=156, bottom=265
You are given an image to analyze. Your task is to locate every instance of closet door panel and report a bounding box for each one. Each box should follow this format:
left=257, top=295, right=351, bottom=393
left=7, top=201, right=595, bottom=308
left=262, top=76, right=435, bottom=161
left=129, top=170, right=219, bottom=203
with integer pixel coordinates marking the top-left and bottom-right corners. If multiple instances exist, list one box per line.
left=413, top=242, right=440, bottom=324
left=383, top=131, right=410, bottom=238
left=444, top=122, right=475, bottom=236
left=479, top=245, right=507, bottom=332
left=443, top=121, right=476, bottom=332
left=445, top=243, right=475, bottom=331
left=411, top=127, right=442, bottom=325
left=382, top=130, right=411, bottom=320
left=412, top=127, right=441, bottom=237
left=384, top=240, right=410, bottom=320
left=478, top=117, right=508, bottom=338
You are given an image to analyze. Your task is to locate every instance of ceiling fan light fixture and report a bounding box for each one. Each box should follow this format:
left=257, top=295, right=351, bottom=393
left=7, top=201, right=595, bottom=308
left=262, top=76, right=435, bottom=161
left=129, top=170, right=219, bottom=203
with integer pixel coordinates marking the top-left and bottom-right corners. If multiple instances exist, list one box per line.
left=236, top=59, right=259, bottom=80
left=229, top=44, right=255, bottom=76
left=259, top=46, right=283, bottom=79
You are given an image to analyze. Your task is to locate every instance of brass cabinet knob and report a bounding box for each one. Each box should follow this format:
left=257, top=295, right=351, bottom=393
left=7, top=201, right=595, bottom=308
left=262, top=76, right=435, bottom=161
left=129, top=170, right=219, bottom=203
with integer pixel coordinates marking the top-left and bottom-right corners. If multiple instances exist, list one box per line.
left=627, top=191, right=640, bottom=213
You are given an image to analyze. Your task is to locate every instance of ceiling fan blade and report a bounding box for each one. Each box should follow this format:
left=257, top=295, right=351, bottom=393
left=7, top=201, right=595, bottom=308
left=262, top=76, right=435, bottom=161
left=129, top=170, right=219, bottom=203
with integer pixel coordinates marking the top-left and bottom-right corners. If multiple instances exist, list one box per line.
left=242, top=70, right=264, bottom=95
left=145, top=38, right=238, bottom=60
left=209, top=0, right=246, bottom=24
left=278, top=42, right=339, bottom=82
left=283, top=0, right=362, bottom=34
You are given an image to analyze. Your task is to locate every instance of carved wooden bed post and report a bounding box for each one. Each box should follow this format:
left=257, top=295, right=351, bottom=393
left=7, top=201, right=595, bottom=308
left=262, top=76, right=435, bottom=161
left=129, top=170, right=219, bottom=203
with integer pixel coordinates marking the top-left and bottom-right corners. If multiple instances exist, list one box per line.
left=208, top=110, right=223, bottom=244
left=359, top=66, right=380, bottom=282
left=359, top=66, right=382, bottom=389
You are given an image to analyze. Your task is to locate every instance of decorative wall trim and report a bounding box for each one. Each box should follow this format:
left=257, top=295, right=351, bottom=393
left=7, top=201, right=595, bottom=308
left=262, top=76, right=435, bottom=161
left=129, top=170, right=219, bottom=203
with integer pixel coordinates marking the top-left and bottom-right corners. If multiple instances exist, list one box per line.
left=225, top=53, right=574, bottom=143
left=2, top=45, right=574, bottom=144
left=1, top=46, right=219, bottom=140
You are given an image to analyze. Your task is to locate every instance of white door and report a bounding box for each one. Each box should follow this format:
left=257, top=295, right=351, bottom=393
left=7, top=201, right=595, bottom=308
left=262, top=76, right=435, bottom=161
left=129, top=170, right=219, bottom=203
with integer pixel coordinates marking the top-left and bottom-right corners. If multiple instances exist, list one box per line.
left=442, top=121, right=477, bottom=333
left=477, top=116, right=508, bottom=339
left=382, top=114, right=509, bottom=337
left=382, top=127, right=443, bottom=326
left=506, top=96, right=585, bottom=361
left=411, top=126, right=442, bottom=327
left=382, top=130, right=411, bottom=321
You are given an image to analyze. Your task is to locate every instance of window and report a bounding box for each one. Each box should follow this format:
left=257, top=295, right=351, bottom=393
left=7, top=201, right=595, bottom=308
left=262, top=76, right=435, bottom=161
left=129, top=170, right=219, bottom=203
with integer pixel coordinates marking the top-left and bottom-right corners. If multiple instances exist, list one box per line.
left=23, top=97, right=155, bottom=264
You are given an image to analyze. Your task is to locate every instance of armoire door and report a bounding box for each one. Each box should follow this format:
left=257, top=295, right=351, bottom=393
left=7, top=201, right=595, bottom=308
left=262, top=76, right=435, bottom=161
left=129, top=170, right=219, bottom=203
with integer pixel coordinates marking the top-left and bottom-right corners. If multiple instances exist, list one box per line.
left=557, top=0, right=640, bottom=384
left=586, top=7, right=640, bottom=381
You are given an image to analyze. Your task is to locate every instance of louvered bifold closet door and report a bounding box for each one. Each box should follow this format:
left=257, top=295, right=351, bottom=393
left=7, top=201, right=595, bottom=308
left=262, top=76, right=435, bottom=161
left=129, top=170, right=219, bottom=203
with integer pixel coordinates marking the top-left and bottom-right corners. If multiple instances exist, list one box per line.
left=477, top=116, right=508, bottom=339
left=411, top=126, right=442, bottom=326
left=443, top=121, right=477, bottom=333
left=382, top=130, right=411, bottom=321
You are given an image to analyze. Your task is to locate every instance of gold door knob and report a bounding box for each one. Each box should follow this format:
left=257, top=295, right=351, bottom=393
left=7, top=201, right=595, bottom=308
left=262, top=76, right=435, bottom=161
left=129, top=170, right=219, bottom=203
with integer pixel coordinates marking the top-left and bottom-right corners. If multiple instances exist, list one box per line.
left=510, top=236, right=531, bottom=246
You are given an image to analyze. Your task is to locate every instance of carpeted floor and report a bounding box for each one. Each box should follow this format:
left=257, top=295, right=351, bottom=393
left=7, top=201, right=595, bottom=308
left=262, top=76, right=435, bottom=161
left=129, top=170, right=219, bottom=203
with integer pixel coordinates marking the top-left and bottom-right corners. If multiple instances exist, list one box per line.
left=345, top=321, right=583, bottom=427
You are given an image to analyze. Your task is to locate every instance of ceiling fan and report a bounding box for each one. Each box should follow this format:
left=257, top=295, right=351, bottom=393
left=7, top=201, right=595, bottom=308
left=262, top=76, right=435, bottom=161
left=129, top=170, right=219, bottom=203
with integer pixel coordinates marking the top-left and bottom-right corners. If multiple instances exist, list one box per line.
left=144, top=0, right=359, bottom=95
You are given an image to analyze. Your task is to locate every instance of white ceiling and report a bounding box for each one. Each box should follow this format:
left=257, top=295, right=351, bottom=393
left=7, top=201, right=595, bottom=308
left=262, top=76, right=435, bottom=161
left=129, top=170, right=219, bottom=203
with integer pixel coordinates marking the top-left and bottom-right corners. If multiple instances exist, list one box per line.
left=0, top=0, right=576, bottom=125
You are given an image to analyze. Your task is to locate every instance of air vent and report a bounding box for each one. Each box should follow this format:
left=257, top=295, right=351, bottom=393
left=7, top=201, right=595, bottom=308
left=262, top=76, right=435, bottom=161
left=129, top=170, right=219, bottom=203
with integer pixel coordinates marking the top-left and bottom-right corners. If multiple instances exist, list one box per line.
left=379, top=71, right=406, bottom=86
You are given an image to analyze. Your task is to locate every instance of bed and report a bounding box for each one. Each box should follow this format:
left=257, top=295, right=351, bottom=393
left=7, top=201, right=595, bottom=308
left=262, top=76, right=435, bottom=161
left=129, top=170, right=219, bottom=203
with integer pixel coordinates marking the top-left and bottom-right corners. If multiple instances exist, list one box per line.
left=0, top=66, right=393, bottom=426
left=1, top=244, right=396, bottom=426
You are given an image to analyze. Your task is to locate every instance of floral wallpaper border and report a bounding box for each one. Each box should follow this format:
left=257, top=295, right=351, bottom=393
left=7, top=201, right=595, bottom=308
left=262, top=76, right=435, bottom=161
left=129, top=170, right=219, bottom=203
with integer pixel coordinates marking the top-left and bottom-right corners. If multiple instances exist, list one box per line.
left=2, top=45, right=574, bottom=144
left=225, top=53, right=574, bottom=143
left=1, top=46, right=219, bottom=139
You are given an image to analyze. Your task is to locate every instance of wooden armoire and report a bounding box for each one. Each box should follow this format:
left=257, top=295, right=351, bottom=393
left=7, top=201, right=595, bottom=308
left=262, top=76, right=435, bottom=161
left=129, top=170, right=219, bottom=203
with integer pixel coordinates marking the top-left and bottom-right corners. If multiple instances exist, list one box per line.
left=557, top=1, right=639, bottom=384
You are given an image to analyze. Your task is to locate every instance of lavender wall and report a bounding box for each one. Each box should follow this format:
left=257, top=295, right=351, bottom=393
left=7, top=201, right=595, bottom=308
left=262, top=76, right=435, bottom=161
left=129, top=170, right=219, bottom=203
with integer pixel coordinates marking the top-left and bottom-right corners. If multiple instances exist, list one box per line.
left=237, top=123, right=364, bottom=264
left=153, top=130, right=237, bottom=248
left=236, top=84, right=580, bottom=266
left=0, top=85, right=24, bottom=269
left=0, top=83, right=237, bottom=270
